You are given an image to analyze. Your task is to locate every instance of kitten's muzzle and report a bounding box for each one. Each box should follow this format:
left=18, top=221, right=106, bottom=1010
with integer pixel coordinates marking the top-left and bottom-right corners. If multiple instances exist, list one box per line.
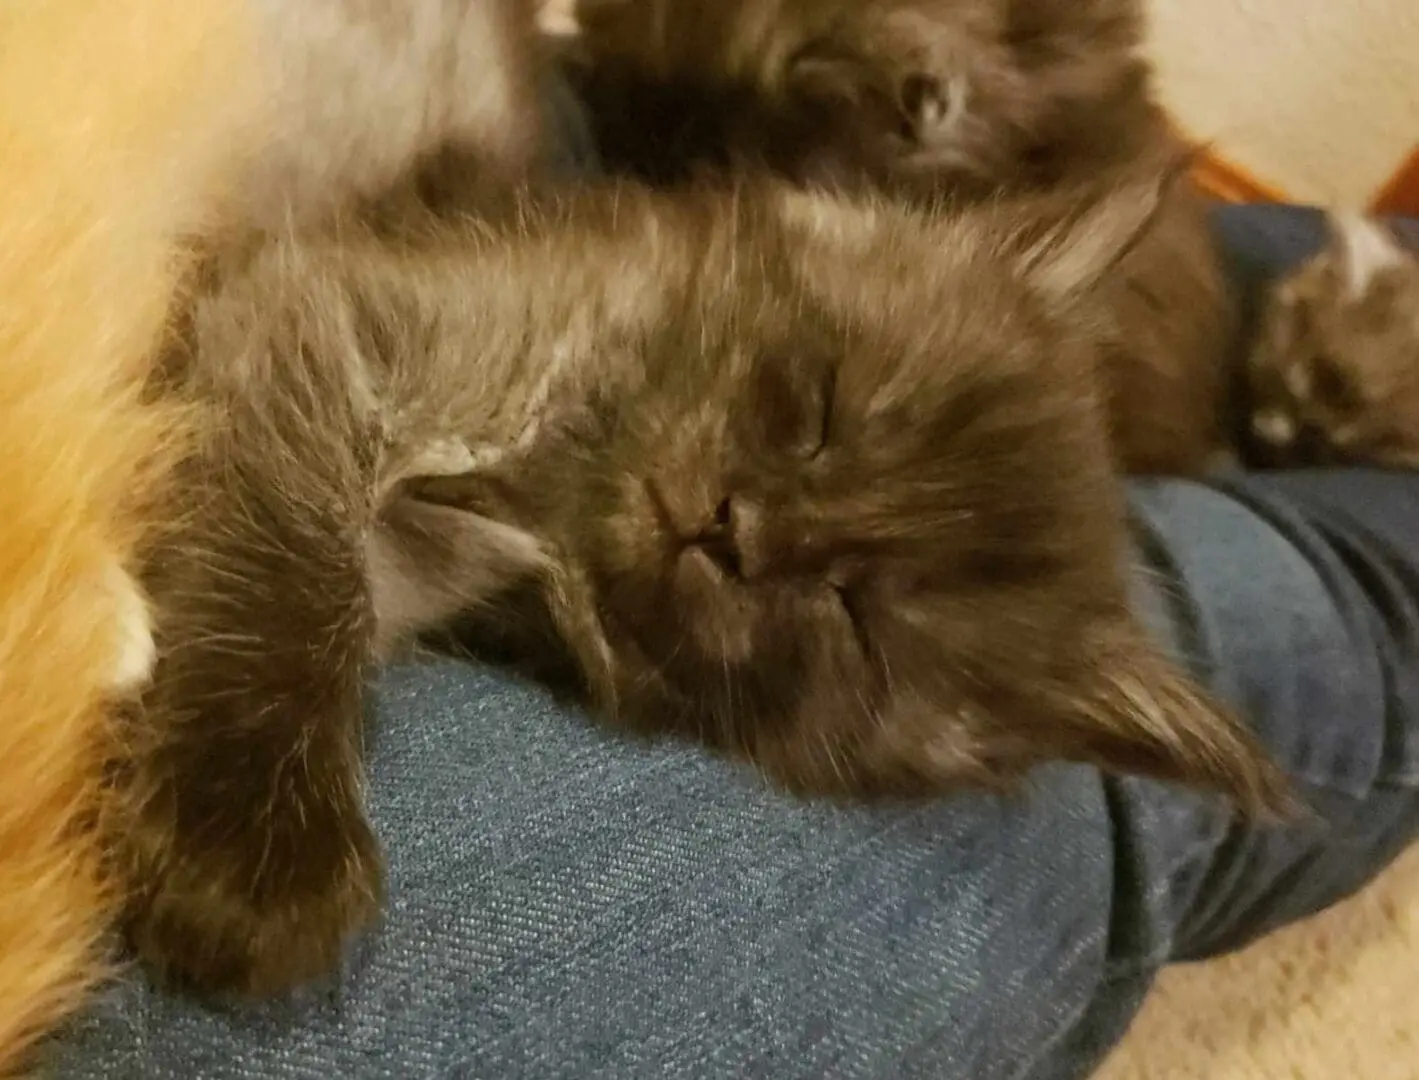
left=643, top=476, right=775, bottom=582
left=691, top=494, right=771, bottom=581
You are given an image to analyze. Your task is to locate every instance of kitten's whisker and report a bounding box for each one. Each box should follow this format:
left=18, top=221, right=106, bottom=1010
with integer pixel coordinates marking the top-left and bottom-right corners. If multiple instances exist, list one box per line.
left=178, top=630, right=271, bottom=654
left=818, top=729, right=849, bottom=790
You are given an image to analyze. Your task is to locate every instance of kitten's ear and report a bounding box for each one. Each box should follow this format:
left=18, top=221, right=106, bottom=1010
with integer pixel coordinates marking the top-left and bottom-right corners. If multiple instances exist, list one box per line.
left=1032, top=631, right=1296, bottom=818
left=858, top=621, right=1295, bottom=818
left=1017, top=152, right=1196, bottom=304
left=1328, top=211, right=1405, bottom=298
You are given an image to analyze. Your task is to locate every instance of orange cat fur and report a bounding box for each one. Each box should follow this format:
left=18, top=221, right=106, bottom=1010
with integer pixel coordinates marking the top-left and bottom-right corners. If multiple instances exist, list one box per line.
left=0, top=1, right=259, bottom=1073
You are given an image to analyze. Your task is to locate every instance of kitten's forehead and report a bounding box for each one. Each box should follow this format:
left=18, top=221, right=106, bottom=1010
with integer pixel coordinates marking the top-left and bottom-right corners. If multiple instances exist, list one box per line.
left=577, top=0, right=804, bottom=78
left=576, top=0, right=986, bottom=87
left=768, top=186, right=1052, bottom=381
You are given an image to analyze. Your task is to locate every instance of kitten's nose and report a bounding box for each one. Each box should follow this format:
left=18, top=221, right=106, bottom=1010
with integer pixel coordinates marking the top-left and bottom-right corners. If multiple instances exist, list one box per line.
left=699, top=495, right=768, bottom=580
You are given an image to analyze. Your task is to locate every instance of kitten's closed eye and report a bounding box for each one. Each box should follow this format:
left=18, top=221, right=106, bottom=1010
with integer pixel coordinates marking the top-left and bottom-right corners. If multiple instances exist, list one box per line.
left=745, top=348, right=839, bottom=460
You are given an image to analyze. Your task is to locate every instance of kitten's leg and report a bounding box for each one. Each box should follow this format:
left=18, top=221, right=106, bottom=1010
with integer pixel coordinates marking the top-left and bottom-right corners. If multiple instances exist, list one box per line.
left=118, top=411, right=383, bottom=999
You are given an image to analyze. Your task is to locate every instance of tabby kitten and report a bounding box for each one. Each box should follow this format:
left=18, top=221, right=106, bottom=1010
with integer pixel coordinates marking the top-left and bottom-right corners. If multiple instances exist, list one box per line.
left=561, top=0, right=1238, bottom=474
left=125, top=174, right=1288, bottom=1000
left=1247, top=211, right=1419, bottom=468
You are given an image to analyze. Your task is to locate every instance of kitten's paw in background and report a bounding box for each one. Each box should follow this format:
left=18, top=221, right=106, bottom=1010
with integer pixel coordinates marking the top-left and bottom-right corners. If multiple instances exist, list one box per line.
left=1246, top=210, right=1419, bottom=468
left=122, top=783, right=383, bottom=999
left=1247, top=329, right=1406, bottom=467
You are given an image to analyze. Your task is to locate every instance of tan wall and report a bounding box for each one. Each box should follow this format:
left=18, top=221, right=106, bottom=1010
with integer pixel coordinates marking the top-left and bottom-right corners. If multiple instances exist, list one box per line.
left=1145, top=0, right=1419, bottom=205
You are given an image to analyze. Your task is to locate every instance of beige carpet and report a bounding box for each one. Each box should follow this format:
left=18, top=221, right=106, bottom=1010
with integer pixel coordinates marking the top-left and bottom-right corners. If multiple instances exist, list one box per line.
left=1097, top=845, right=1419, bottom=1078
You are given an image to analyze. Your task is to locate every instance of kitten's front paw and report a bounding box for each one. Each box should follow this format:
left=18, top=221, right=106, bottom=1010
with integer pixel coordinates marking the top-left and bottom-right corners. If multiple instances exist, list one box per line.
left=123, top=781, right=383, bottom=999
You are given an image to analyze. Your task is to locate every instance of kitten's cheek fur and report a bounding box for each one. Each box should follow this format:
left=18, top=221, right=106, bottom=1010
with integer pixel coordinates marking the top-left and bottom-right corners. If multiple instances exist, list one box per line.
left=367, top=495, right=550, bottom=659
left=542, top=561, right=627, bottom=715
left=699, top=606, right=1290, bottom=817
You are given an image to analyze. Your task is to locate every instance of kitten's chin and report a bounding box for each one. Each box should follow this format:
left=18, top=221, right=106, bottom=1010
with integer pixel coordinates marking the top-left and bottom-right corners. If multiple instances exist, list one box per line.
left=670, top=548, right=760, bottom=665
left=893, top=146, right=998, bottom=198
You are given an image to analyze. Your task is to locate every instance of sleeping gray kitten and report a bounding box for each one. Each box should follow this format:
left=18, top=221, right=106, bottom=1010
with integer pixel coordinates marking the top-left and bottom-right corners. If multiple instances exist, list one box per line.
left=120, top=172, right=1288, bottom=1000
left=1247, top=211, right=1419, bottom=467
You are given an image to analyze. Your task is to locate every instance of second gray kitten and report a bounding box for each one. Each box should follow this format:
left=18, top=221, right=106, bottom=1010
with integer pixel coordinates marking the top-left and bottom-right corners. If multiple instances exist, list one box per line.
left=563, top=0, right=1238, bottom=474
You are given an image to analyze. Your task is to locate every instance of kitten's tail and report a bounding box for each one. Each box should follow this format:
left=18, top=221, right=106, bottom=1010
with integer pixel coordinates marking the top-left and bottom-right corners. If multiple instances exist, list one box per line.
left=0, top=0, right=259, bottom=1072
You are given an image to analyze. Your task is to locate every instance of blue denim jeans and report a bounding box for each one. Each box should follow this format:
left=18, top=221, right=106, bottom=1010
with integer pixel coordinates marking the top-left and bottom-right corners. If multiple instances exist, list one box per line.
left=46, top=203, right=1419, bottom=1078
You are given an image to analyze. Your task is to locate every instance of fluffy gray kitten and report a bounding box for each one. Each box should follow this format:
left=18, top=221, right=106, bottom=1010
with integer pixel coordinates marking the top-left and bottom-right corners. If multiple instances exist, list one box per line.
left=119, top=174, right=1289, bottom=1001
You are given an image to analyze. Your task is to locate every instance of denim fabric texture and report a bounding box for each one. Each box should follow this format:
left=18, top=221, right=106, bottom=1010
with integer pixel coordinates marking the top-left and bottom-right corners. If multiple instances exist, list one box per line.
left=45, top=106, right=1419, bottom=1078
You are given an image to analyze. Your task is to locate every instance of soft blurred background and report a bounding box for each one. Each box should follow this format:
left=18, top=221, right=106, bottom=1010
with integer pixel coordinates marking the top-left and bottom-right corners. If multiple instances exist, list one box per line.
left=1147, top=0, right=1419, bottom=208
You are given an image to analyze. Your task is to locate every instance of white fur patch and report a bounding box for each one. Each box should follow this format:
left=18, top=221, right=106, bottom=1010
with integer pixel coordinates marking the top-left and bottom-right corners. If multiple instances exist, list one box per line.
left=1283, top=359, right=1314, bottom=399
left=1333, top=211, right=1404, bottom=297
left=1204, top=447, right=1241, bottom=471
left=1326, top=422, right=1362, bottom=450
left=104, top=561, right=156, bottom=696
left=1251, top=408, right=1297, bottom=446
left=537, top=0, right=578, bottom=36
left=405, top=437, right=478, bottom=477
